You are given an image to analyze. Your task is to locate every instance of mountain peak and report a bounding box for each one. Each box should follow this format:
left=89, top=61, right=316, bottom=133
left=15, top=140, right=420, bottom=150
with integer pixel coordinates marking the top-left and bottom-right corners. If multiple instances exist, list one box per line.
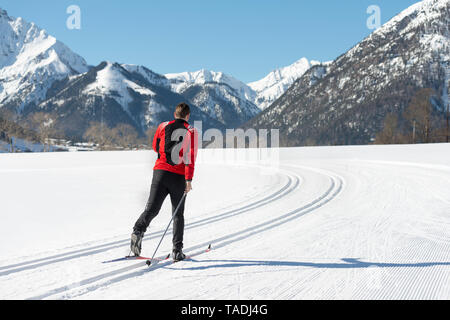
left=383, top=0, right=448, bottom=31
left=165, top=68, right=250, bottom=93
left=247, top=57, right=321, bottom=110
left=0, top=8, right=88, bottom=110
left=346, top=0, right=449, bottom=63
left=164, top=57, right=321, bottom=112
left=247, top=0, right=449, bottom=146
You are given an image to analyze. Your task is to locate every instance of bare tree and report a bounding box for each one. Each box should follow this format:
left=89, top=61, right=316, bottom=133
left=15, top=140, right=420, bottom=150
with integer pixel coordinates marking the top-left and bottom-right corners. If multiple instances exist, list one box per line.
left=113, top=124, right=138, bottom=149
left=84, top=122, right=114, bottom=150
left=402, top=88, right=435, bottom=144
left=27, top=112, right=58, bottom=152
left=84, top=122, right=141, bottom=150
left=375, top=113, right=400, bottom=144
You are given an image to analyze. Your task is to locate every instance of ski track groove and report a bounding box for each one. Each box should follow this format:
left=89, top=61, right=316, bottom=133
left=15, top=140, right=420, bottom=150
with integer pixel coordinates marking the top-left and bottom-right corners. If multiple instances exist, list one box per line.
left=365, top=163, right=449, bottom=300
left=28, top=245, right=213, bottom=300
left=26, top=164, right=343, bottom=300
left=0, top=167, right=296, bottom=277
left=21, top=159, right=449, bottom=300
left=336, top=160, right=450, bottom=300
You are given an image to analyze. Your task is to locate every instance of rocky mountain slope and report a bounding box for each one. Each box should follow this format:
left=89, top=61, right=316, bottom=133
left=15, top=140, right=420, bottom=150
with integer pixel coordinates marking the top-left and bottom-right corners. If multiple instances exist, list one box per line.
left=38, top=62, right=226, bottom=138
left=0, top=8, right=88, bottom=112
left=246, top=0, right=449, bottom=146
left=165, top=69, right=260, bottom=128
left=248, top=57, right=322, bottom=110
left=0, top=7, right=321, bottom=141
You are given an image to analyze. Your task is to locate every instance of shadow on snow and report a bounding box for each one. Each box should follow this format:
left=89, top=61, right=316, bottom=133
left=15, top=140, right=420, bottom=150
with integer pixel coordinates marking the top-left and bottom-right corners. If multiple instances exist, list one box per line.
left=173, top=258, right=450, bottom=271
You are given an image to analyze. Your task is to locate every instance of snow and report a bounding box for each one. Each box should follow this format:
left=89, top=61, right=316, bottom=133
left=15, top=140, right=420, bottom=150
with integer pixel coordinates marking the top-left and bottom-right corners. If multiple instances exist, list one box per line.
left=83, top=62, right=156, bottom=113
left=164, top=59, right=321, bottom=112
left=0, top=8, right=88, bottom=109
left=0, top=143, right=449, bottom=300
left=164, top=69, right=260, bottom=124
left=121, top=64, right=170, bottom=88
left=381, top=0, right=448, bottom=35
left=166, top=69, right=247, bottom=92
left=166, top=69, right=257, bottom=106
left=347, top=0, right=449, bottom=60
left=163, top=59, right=322, bottom=113
left=248, top=58, right=321, bottom=110
left=0, top=7, right=318, bottom=116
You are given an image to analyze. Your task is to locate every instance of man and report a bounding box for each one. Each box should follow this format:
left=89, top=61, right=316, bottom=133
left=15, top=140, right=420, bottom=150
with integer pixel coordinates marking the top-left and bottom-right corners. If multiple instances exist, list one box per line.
left=131, top=102, right=198, bottom=261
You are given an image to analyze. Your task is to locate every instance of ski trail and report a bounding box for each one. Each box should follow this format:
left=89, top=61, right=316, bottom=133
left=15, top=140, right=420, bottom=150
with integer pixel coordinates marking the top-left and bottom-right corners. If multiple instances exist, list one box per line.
left=4, top=146, right=449, bottom=300
left=27, top=164, right=341, bottom=300
left=0, top=167, right=295, bottom=276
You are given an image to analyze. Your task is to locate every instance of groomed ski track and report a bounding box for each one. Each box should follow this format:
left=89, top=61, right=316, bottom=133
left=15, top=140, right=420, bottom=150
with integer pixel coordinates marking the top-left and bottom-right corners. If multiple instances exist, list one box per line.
left=0, top=145, right=449, bottom=299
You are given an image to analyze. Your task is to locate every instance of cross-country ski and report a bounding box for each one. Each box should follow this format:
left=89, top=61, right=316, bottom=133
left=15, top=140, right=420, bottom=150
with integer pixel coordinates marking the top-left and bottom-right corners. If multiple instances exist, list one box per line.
left=102, top=254, right=170, bottom=264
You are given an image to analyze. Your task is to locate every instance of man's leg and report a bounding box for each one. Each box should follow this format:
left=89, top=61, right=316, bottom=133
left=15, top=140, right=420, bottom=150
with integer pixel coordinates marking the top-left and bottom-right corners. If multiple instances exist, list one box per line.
left=167, top=174, right=187, bottom=252
left=134, top=170, right=169, bottom=233
left=131, top=171, right=169, bottom=255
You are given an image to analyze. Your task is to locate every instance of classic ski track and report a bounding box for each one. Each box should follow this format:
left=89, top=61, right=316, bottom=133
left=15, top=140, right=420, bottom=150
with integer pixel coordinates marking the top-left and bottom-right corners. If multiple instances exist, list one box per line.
left=0, top=166, right=297, bottom=276
left=353, top=161, right=450, bottom=300
left=27, top=164, right=343, bottom=300
left=298, top=159, right=450, bottom=300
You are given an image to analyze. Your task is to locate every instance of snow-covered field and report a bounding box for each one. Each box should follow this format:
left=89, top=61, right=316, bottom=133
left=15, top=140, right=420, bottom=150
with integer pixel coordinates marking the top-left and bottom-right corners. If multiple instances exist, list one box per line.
left=0, top=144, right=449, bottom=300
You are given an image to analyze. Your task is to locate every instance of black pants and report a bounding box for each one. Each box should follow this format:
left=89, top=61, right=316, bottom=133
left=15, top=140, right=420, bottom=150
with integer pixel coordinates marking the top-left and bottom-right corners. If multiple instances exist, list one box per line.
left=133, top=170, right=186, bottom=250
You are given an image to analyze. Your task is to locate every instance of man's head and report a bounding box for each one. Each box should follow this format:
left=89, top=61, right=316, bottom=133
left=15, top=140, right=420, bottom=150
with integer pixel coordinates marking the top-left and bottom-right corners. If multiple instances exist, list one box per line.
left=174, top=102, right=191, bottom=121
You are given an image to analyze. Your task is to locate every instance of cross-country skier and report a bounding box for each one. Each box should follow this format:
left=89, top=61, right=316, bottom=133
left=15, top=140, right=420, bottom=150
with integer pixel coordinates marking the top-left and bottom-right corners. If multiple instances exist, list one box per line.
left=131, top=102, right=199, bottom=261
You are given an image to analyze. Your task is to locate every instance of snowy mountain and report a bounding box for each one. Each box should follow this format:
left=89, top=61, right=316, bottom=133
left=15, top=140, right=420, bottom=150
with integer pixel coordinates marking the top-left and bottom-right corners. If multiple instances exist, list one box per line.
left=246, top=0, right=450, bottom=146
left=0, top=9, right=240, bottom=138
left=0, top=8, right=88, bottom=112
left=0, top=7, right=324, bottom=141
left=164, top=58, right=321, bottom=125
left=248, top=58, right=323, bottom=110
left=165, top=69, right=260, bottom=127
left=38, top=62, right=225, bottom=138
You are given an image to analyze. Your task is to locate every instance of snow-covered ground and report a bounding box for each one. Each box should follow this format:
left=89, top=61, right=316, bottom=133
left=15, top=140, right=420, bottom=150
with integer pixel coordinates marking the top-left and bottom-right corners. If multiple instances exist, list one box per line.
left=0, top=137, right=63, bottom=153
left=0, top=144, right=449, bottom=300
left=0, top=137, right=96, bottom=153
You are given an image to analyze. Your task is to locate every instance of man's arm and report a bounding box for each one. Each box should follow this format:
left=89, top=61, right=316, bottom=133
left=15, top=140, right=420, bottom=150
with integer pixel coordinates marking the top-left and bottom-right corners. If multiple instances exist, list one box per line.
left=183, top=127, right=199, bottom=190
left=152, top=124, right=162, bottom=154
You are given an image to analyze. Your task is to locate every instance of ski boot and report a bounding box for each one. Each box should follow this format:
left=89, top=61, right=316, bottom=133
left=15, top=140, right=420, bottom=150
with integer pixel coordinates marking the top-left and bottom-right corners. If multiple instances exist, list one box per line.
left=172, top=248, right=186, bottom=262
left=130, top=230, right=144, bottom=256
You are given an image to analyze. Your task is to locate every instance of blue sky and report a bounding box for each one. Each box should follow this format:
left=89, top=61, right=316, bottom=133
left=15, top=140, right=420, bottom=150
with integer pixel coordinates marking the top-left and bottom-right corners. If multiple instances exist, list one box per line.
left=2, top=0, right=419, bottom=83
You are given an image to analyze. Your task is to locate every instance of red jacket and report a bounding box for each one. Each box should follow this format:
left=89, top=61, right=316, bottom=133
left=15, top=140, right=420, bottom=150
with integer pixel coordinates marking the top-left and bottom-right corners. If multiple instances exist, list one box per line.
left=153, top=119, right=199, bottom=181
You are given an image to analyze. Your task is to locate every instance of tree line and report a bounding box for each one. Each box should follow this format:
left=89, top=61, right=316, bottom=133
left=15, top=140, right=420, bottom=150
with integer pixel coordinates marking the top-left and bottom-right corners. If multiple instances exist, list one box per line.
left=0, top=109, right=157, bottom=152
left=83, top=122, right=157, bottom=150
left=375, top=88, right=449, bottom=144
left=0, top=109, right=40, bottom=151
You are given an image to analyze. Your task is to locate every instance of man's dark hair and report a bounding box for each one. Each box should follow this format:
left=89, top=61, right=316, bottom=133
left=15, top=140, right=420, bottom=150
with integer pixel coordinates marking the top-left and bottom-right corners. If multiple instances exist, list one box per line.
left=175, top=103, right=191, bottom=119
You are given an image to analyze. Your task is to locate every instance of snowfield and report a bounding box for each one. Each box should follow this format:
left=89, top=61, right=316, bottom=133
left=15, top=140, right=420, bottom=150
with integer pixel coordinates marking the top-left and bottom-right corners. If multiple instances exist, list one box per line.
left=0, top=144, right=449, bottom=300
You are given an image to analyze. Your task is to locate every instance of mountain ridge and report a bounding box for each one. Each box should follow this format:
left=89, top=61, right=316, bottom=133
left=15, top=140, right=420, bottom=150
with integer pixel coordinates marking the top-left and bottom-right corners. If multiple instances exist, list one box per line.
left=245, top=0, right=449, bottom=146
left=0, top=7, right=89, bottom=112
left=0, top=7, right=321, bottom=140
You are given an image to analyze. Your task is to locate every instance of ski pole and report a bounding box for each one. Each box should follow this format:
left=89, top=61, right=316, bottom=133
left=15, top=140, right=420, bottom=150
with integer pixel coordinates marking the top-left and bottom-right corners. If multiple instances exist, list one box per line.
left=146, top=192, right=187, bottom=266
